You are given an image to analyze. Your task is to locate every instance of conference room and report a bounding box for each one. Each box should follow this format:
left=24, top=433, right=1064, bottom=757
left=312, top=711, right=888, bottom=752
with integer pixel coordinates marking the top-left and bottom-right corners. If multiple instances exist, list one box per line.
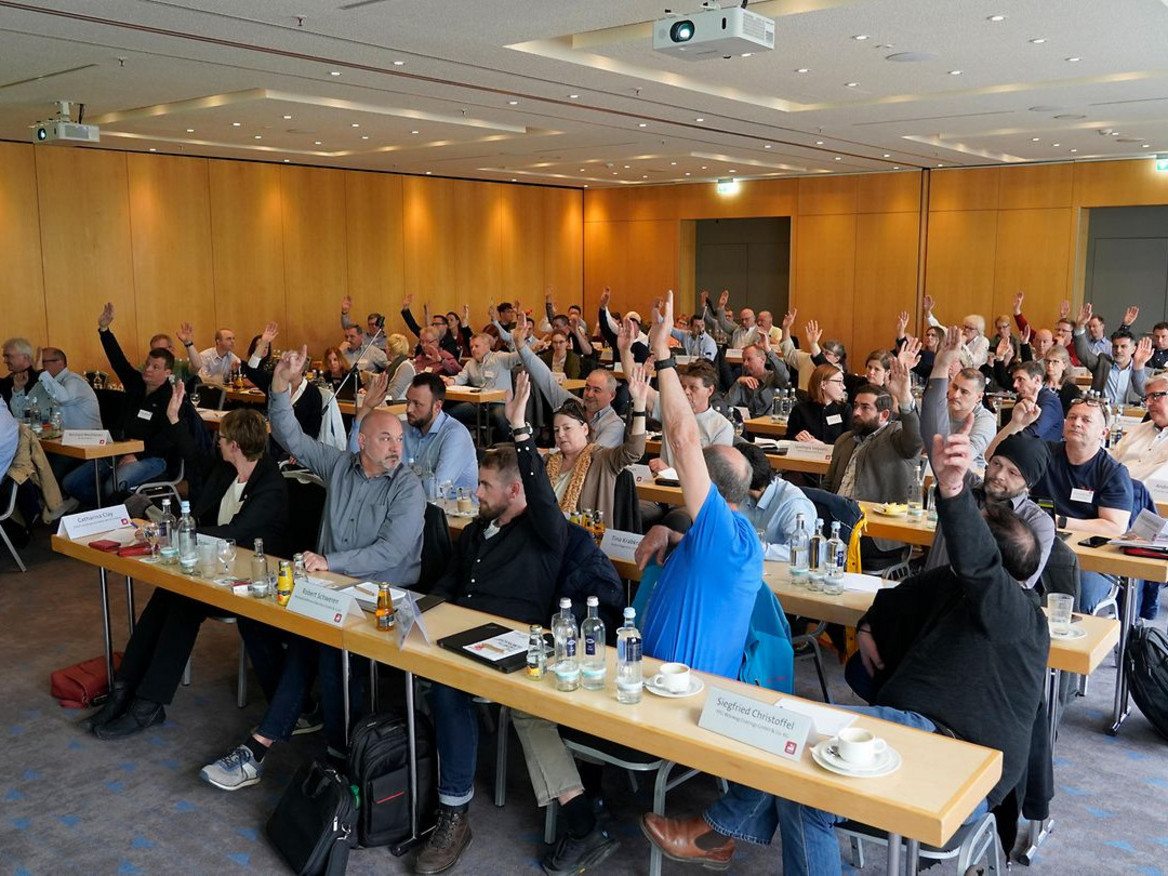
left=3, top=2, right=1168, bottom=874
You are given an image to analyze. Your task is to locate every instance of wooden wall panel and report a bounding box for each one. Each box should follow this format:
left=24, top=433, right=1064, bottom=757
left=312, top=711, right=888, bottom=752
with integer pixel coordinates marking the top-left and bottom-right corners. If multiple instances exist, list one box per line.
left=207, top=160, right=287, bottom=344
left=542, top=187, right=583, bottom=312
left=37, top=148, right=137, bottom=368
left=345, top=171, right=403, bottom=333
left=583, top=220, right=628, bottom=312
left=0, top=143, right=48, bottom=349
left=929, top=167, right=1001, bottom=212
left=792, top=213, right=856, bottom=351
left=498, top=185, right=546, bottom=306
left=672, top=178, right=799, bottom=220
left=127, top=154, right=214, bottom=354
left=798, top=176, right=858, bottom=216
left=857, top=171, right=922, bottom=214
left=992, top=208, right=1074, bottom=322
left=853, top=212, right=921, bottom=359
left=281, top=166, right=350, bottom=355
left=923, top=211, right=998, bottom=324
left=1074, top=159, right=1168, bottom=207
left=998, top=164, right=1074, bottom=210
left=625, top=221, right=680, bottom=304
left=583, top=187, right=628, bottom=224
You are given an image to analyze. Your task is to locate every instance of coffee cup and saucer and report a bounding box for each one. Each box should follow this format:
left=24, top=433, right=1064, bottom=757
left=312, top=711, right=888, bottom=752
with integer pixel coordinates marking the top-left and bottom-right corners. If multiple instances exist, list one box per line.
left=645, top=662, right=704, bottom=698
left=811, top=727, right=901, bottom=778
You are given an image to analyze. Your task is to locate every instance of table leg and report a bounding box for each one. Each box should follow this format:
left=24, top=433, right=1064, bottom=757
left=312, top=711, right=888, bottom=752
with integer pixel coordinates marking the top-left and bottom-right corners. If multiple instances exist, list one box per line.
left=1047, top=667, right=1061, bottom=750
left=390, top=671, right=429, bottom=856
left=1018, top=817, right=1054, bottom=866
left=93, top=460, right=104, bottom=506
left=1109, top=576, right=1136, bottom=735
left=125, top=576, right=136, bottom=634
left=886, top=832, right=902, bottom=875
left=99, top=567, right=114, bottom=685
left=904, top=839, right=920, bottom=875
left=342, top=648, right=351, bottom=745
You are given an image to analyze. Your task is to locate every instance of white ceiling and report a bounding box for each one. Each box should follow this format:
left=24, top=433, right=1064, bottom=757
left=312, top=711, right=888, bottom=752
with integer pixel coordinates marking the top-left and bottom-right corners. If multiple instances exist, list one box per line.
left=3, top=0, right=1168, bottom=186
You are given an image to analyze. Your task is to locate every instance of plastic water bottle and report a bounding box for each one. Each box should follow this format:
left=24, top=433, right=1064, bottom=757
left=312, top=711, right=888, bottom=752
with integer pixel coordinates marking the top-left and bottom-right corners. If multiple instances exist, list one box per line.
left=251, top=538, right=269, bottom=587
left=908, top=461, right=924, bottom=519
left=823, top=521, right=846, bottom=595
left=616, top=607, right=643, bottom=704
left=552, top=598, right=580, bottom=692
left=789, top=512, right=810, bottom=585
left=157, top=499, right=175, bottom=554
left=177, top=500, right=198, bottom=573
left=807, top=517, right=826, bottom=591
left=580, top=596, right=607, bottom=690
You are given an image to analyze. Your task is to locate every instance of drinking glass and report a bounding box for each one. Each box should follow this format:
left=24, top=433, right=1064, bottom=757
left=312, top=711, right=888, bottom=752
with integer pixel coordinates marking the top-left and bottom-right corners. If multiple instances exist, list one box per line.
left=189, top=387, right=201, bottom=408
left=142, top=523, right=161, bottom=561
left=218, top=538, right=237, bottom=575
left=1047, top=593, right=1074, bottom=636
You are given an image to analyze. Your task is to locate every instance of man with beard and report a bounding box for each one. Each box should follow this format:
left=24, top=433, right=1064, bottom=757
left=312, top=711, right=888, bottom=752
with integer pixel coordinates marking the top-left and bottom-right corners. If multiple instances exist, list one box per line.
left=350, top=371, right=476, bottom=491
left=920, top=327, right=998, bottom=470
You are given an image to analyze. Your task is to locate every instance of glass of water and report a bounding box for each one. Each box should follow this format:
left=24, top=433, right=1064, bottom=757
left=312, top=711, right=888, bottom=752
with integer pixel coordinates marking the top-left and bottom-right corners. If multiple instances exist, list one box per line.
left=217, top=538, right=237, bottom=575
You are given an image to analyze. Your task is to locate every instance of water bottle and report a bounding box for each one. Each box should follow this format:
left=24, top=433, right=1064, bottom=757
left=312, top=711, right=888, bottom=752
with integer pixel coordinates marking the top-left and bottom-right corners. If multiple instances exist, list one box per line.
left=788, top=512, right=810, bottom=585
left=908, top=460, right=924, bottom=519
left=580, top=596, right=607, bottom=690
left=526, top=625, right=547, bottom=680
left=552, top=598, right=580, bottom=692
left=823, top=521, right=846, bottom=595
left=807, top=517, right=826, bottom=591
left=780, top=388, right=792, bottom=421
left=616, top=607, right=643, bottom=705
left=251, top=538, right=269, bottom=587
left=158, top=499, right=176, bottom=563
left=177, top=500, right=198, bottom=573
left=27, top=400, right=41, bottom=435
left=292, top=552, right=309, bottom=587
left=49, top=410, right=62, bottom=435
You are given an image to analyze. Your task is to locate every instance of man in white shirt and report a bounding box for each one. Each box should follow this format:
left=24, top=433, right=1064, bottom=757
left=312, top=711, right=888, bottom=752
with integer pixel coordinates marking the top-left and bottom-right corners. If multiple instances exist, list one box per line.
left=196, top=329, right=240, bottom=384
left=1113, top=375, right=1168, bottom=482
left=445, top=333, right=521, bottom=440
left=11, top=346, right=101, bottom=430
left=703, top=290, right=760, bottom=350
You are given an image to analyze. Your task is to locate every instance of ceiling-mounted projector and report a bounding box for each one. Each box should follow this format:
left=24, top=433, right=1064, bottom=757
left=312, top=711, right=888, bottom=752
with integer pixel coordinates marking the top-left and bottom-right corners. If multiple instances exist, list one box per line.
left=33, top=119, right=100, bottom=145
left=653, top=5, right=775, bottom=60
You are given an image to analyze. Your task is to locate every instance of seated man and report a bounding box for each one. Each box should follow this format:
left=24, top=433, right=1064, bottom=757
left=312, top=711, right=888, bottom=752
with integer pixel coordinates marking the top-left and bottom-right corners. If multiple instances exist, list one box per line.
left=670, top=314, right=718, bottom=362
left=643, top=419, right=1049, bottom=876
left=1072, top=302, right=1150, bottom=405
left=919, top=327, right=997, bottom=470
left=1150, top=321, right=1168, bottom=371
left=412, top=327, right=462, bottom=376
left=989, top=394, right=1133, bottom=613
left=419, top=375, right=625, bottom=876
left=1011, top=359, right=1063, bottom=442
left=444, top=332, right=520, bottom=439
left=400, top=293, right=462, bottom=360
left=1, top=337, right=39, bottom=412
left=513, top=313, right=624, bottom=448
left=736, top=442, right=816, bottom=558
left=193, top=328, right=240, bottom=385
left=342, top=324, right=389, bottom=373
left=703, top=289, right=759, bottom=350
left=201, top=346, right=424, bottom=790
left=724, top=336, right=791, bottom=418
left=340, top=295, right=387, bottom=351
left=62, top=304, right=183, bottom=506
left=1113, top=375, right=1168, bottom=481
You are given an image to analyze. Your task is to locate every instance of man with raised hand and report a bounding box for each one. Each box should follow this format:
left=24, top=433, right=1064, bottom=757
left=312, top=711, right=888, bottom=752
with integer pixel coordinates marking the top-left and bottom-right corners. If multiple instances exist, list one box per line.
left=340, top=295, right=387, bottom=351
left=643, top=417, right=1049, bottom=876
left=920, top=326, right=999, bottom=471
left=1072, top=302, right=1150, bottom=405
left=724, top=331, right=791, bottom=418
left=703, top=289, right=759, bottom=350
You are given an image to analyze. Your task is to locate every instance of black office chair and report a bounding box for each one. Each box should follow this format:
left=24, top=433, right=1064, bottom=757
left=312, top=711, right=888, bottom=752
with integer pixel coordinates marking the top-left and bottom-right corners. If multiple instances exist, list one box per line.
left=281, top=469, right=326, bottom=554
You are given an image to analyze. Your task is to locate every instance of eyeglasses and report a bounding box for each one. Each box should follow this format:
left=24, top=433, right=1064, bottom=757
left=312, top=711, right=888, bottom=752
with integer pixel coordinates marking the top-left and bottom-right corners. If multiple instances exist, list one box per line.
left=962, top=324, right=978, bottom=331
left=1144, top=391, right=1168, bottom=403
left=1069, top=397, right=1104, bottom=408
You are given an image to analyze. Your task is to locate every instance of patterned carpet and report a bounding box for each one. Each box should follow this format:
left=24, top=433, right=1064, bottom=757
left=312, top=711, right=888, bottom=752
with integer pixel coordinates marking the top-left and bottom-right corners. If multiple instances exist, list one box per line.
left=1, top=530, right=1166, bottom=875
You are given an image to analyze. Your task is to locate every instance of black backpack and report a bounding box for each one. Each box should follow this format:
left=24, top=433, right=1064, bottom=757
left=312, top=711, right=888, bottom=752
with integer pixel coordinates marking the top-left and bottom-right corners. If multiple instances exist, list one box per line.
left=1126, top=624, right=1168, bottom=742
left=347, top=709, right=438, bottom=849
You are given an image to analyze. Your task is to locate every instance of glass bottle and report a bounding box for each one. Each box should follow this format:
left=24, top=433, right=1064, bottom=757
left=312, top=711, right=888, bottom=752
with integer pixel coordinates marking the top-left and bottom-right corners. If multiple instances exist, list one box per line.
left=177, top=500, right=198, bottom=573
left=552, top=598, right=580, bottom=692
left=616, top=607, right=643, bottom=705
left=526, top=625, right=547, bottom=680
left=580, top=596, right=607, bottom=690
left=292, top=553, right=309, bottom=588
left=376, top=583, right=394, bottom=631
left=807, top=517, right=826, bottom=591
left=157, top=499, right=175, bottom=554
left=823, top=521, right=846, bottom=595
left=788, top=512, right=810, bottom=585
left=251, top=538, right=269, bottom=587
left=908, top=460, right=924, bottom=519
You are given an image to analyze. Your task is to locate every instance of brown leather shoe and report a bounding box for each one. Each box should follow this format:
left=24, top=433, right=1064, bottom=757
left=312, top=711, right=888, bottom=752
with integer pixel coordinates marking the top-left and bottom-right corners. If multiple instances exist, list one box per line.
left=415, top=807, right=472, bottom=874
left=641, top=813, right=735, bottom=870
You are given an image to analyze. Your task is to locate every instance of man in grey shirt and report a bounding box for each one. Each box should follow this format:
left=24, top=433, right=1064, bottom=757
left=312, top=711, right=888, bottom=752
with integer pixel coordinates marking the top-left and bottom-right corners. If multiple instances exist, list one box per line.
left=703, top=289, right=760, bottom=350
left=920, top=327, right=999, bottom=471
left=446, top=332, right=521, bottom=440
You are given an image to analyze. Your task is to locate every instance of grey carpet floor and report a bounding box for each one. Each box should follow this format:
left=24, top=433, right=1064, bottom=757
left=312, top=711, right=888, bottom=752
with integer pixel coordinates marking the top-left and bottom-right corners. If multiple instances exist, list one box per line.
left=1, top=529, right=1166, bottom=875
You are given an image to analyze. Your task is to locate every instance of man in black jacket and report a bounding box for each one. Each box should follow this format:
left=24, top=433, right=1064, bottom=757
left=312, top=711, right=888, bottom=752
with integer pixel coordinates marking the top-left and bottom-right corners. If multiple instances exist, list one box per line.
left=642, top=418, right=1050, bottom=875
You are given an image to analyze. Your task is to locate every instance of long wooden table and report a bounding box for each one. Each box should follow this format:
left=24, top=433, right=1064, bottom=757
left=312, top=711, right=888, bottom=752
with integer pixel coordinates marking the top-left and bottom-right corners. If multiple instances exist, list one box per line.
left=744, top=416, right=788, bottom=437
left=41, top=437, right=146, bottom=506
left=54, top=531, right=1002, bottom=870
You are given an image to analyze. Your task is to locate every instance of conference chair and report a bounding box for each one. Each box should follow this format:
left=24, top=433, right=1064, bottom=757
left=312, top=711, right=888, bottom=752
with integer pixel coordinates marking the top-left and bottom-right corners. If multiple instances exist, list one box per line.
left=837, top=810, right=1005, bottom=875
left=0, top=477, right=27, bottom=572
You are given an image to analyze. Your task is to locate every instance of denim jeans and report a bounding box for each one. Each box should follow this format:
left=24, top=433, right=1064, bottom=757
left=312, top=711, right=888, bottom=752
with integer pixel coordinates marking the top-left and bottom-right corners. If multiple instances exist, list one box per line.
left=704, top=706, right=988, bottom=876
left=1079, top=571, right=1115, bottom=614
left=61, top=456, right=167, bottom=506
left=427, top=682, right=479, bottom=807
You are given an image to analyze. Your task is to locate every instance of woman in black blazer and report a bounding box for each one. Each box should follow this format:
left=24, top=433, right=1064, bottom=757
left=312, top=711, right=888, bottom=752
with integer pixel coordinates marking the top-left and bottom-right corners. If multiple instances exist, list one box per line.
left=787, top=363, right=852, bottom=446
left=85, top=383, right=290, bottom=740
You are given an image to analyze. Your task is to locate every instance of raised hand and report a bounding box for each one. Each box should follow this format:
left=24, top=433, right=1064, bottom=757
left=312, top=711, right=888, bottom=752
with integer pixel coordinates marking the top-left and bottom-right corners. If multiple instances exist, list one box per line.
left=34, top=346, right=43, bottom=371
left=511, top=309, right=530, bottom=346
left=487, top=300, right=497, bottom=322
left=98, top=302, right=115, bottom=330
left=166, top=378, right=186, bottom=424
left=649, top=291, right=675, bottom=359
left=935, top=325, right=963, bottom=374
left=699, top=289, right=710, bottom=307
left=887, top=355, right=913, bottom=406
left=1077, top=302, right=1092, bottom=327
left=757, top=328, right=772, bottom=353
left=401, top=292, right=413, bottom=310
left=176, top=322, right=195, bottom=346
left=781, top=309, right=797, bottom=331
left=505, top=371, right=532, bottom=427
left=1009, top=397, right=1042, bottom=429
left=616, top=316, right=635, bottom=354
left=1020, top=325, right=1031, bottom=346
left=1124, top=305, right=1140, bottom=327
left=272, top=345, right=308, bottom=394
left=599, top=286, right=612, bottom=310
left=462, top=304, right=470, bottom=325
left=260, top=321, right=279, bottom=346
left=896, top=311, right=910, bottom=338
left=362, top=371, right=389, bottom=412
left=922, top=294, right=935, bottom=315
left=544, top=285, right=553, bottom=304
left=1059, top=300, right=1071, bottom=320
left=932, top=414, right=974, bottom=498
left=1013, top=290, right=1024, bottom=314
left=718, top=289, right=730, bottom=310
left=996, top=336, right=1014, bottom=366
left=341, top=295, right=352, bottom=314
left=897, top=335, right=922, bottom=369
left=804, top=319, right=822, bottom=347
left=1134, top=336, right=1154, bottom=370
left=627, top=364, right=651, bottom=408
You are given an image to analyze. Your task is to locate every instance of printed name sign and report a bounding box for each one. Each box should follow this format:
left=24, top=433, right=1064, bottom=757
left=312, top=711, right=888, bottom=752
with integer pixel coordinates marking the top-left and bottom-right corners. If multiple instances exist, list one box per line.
left=785, top=443, right=831, bottom=461
left=625, top=464, right=652, bottom=484
left=61, top=429, right=113, bottom=446
left=60, top=504, right=132, bottom=540
left=286, top=579, right=363, bottom=627
left=600, top=529, right=644, bottom=562
left=698, top=686, right=812, bottom=760
left=395, top=590, right=432, bottom=646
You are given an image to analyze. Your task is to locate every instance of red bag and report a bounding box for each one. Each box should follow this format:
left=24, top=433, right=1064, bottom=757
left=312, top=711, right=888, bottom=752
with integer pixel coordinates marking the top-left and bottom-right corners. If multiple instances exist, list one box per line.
left=51, top=653, right=123, bottom=708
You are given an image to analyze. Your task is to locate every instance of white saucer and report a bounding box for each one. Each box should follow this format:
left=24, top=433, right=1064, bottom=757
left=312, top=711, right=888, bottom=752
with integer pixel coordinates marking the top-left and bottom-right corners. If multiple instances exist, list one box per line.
left=1049, top=625, right=1087, bottom=640
left=645, top=676, right=705, bottom=698
left=811, top=739, right=901, bottom=778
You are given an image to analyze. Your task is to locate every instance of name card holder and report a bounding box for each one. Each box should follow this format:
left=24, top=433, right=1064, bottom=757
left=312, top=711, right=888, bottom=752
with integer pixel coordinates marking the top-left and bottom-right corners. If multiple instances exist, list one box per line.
left=61, top=429, right=113, bottom=447
left=286, top=579, right=363, bottom=628
left=600, top=529, right=644, bottom=563
left=60, top=504, right=133, bottom=540
left=698, top=686, right=812, bottom=760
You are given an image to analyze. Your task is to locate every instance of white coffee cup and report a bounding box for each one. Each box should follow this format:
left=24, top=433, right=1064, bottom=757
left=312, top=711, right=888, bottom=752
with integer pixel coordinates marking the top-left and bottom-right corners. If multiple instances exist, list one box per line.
left=835, top=727, right=887, bottom=766
left=652, top=662, right=691, bottom=693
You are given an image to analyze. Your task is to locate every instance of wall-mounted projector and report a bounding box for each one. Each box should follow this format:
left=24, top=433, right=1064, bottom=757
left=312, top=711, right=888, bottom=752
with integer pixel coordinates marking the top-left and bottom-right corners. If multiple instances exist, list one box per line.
left=653, top=6, right=775, bottom=60
left=33, top=119, right=101, bottom=145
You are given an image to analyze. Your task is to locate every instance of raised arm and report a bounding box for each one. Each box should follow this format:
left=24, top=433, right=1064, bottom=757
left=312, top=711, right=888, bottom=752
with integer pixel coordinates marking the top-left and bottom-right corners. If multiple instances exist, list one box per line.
left=175, top=321, right=205, bottom=372
left=505, top=373, right=566, bottom=551
left=400, top=293, right=424, bottom=338
left=713, top=290, right=738, bottom=335
left=268, top=346, right=343, bottom=474
left=96, top=303, right=141, bottom=388
left=340, top=295, right=355, bottom=331
left=1072, top=303, right=1101, bottom=371
left=514, top=314, right=571, bottom=408
left=887, top=356, right=924, bottom=458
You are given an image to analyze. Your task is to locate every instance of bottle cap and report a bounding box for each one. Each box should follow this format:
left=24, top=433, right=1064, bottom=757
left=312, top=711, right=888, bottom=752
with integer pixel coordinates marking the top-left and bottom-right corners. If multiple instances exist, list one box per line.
left=559, top=597, right=571, bottom=608
left=587, top=595, right=599, bottom=606
left=623, top=606, right=636, bottom=619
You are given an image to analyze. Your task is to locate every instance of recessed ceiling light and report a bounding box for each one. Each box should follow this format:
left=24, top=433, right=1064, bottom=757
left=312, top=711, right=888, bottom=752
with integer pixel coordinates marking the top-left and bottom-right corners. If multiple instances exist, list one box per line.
left=834, top=156, right=842, bottom=161
left=1071, top=149, right=1078, bottom=153
left=1066, top=57, right=1081, bottom=62
left=695, top=117, right=705, bottom=122
left=361, top=135, right=369, bottom=140
left=728, top=169, right=736, bottom=173
left=701, top=165, right=707, bottom=169
left=511, top=178, right=517, bottom=182
left=410, top=130, right=420, bottom=134
left=764, top=144, right=772, bottom=149
left=283, top=114, right=292, bottom=120
left=684, top=172, right=691, bottom=176
left=330, top=70, right=341, bottom=76
left=314, top=141, right=322, bottom=145
left=638, top=123, right=647, bottom=128
left=612, top=172, right=618, bottom=175
left=948, top=70, right=962, bottom=75
left=579, top=168, right=585, bottom=172
left=352, top=123, right=360, bottom=128
left=670, top=161, right=677, bottom=166
left=1144, top=144, right=1151, bottom=148
left=893, top=166, right=900, bottom=170
left=853, top=34, right=870, bottom=40
left=1029, top=38, right=1046, bottom=44
left=283, top=159, right=290, bottom=163
left=583, top=185, right=589, bottom=188
left=508, top=100, right=519, bottom=105
left=1032, top=137, right=1041, bottom=142
left=845, top=82, right=859, bottom=87
left=232, top=122, right=241, bottom=127
left=987, top=14, right=1006, bottom=21
left=254, top=135, right=262, bottom=140
left=795, top=68, right=809, bottom=73
left=937, top=163, right=944, bottom=167
left=1111, top=131, right=1120, bottom=136
left=186, top=128, right=195, bottom=133
left=1053, top=143, right=1061, bottom=147
left=393, top=60, right=405, bottom=66
left=741, top=52, right=753, bottom=57
left=642, top=174, right=648, bottom=179
left=569, top=94, right=579, bottom=99
left=816, top=140, right=824, bottom=145
left=425, top=171, right=432, bottom=175
left=148, top=147, right=156, bottom=152
left=883, top=153, right=891, bottom=158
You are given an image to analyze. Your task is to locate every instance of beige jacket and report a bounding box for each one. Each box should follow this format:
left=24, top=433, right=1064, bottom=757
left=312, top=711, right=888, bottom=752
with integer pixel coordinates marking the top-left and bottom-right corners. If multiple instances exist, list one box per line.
left=8, top=425, right=65, bottom=519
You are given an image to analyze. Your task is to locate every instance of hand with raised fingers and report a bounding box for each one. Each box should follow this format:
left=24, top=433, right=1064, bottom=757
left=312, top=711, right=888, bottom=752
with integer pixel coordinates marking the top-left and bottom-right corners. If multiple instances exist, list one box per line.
left=1013, top=290, right=1024, bottom=315
left=1124, top=305, right=1140, bottom=327
left=896, top=311, right=910, bottom=338
left=1077, top=302, right=1092, bottom=327
left=649, top=291, right=675, bottom=360
left=1134, top=336, right=1154, bottom=370
left=505, top=372, right=532, bottom=427
left=804, top=319, right=822, bottom=348
left=599, top=286, right=612, bottom=310
left=932, top=414, right=974, bottom=498
left=166, top=378, right=186, bottom=425
left=98, top=302, right=115, bottom=330
left=341, top=295, right=352, bottom=314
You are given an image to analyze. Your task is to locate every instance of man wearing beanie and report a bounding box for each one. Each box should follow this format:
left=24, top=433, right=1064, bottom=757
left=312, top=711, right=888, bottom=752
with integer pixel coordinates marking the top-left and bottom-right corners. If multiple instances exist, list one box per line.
left=923, top=424, right=1056, bottom=588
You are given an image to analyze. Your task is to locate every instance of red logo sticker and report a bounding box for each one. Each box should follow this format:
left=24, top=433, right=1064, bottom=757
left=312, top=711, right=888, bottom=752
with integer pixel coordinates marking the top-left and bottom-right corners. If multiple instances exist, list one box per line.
left=333, top=612, right=342, bottom=623
left=784, top=740, right=797, bottom=755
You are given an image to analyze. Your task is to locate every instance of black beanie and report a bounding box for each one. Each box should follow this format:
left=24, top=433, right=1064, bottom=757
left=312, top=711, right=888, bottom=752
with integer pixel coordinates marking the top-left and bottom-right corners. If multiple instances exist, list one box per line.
left=994, top=434, right=1051, bottom=487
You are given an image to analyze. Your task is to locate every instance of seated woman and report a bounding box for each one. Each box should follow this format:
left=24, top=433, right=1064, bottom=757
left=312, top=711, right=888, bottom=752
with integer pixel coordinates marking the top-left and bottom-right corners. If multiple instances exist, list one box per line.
left=1043, top=344, right=1082, bottom=415
left=447, top=309, right=473, bottom=358
left=544, top=366, right=649, bottom=523
left=787, top=364, right=851, bottom=446
left=320, top=346, right=351, bottom=394
left=243, top=322, right=323, bottom=460
left=540, top=329, right=582, bottom=379
left=86, top=383, right=290, bottom=739
left=843, top=349, right=891, bottom=399
left=383, top=333, right=416, bottom=399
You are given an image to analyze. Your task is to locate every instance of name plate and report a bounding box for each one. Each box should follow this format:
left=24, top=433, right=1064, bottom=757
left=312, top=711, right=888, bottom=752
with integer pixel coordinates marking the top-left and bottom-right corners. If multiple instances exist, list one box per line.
left=698, top=686, right=812, bottom=760
left=785, top=443, right=831, bottom=461
left=1148, top=478, right=1168, bottom=503
left=61, top=429, right=113, bottom=447
left=395, top=589, right=432, bottom=646
left=625, top=463, right=652, bottom=484
left=286, top=579, right=363, bottom=627
left=600, top=529, right=643, bottom=563
left=59, top=504, right=132, bottom=540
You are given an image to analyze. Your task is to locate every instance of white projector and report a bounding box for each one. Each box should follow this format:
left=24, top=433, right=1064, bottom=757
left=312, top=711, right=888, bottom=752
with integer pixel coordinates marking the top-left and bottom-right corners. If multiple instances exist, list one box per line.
left=33, top=120, right=100, bottom=145
left=653, top=6, right=775, bottom=60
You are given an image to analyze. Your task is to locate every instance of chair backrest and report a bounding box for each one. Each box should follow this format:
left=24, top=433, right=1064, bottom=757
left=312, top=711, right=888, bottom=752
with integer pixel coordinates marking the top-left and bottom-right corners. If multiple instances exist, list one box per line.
left=281, top=470, right=326, bottom=555
left=611, top=467, right=643, bottom=535
left=197, top=384, right=226, bottom=411
left=556, top=522, right=624, bottom=641
left=96, top=388, right=127, bottom=432
left=738, top=584, right=795, bottom=694
left=416, top=501, right=453, bottom=593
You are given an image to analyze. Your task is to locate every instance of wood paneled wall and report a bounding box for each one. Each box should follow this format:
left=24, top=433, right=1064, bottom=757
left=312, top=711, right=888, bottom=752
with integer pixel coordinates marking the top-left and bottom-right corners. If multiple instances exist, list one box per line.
left=0, top=142, right=582, bottom=371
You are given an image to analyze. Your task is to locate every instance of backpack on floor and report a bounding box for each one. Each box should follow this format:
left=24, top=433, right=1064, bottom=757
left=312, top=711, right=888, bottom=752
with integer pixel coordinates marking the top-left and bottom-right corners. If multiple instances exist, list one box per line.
left=266, top=760, right=356, bottom=876
left=1125, top=624, right=1168, bottom=742
left=347, top=709, right=438, bottom=849
left=50, top=653, right=123, bottom=708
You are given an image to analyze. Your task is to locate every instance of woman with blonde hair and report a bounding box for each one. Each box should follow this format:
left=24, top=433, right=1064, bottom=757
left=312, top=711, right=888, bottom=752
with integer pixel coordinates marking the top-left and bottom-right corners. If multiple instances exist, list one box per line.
left=383, top=333, right=416, bottom=399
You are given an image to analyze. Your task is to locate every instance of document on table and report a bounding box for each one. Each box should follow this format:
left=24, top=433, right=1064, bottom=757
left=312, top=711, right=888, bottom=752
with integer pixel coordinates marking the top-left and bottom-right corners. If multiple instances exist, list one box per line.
left=463, top=629, right=528, bottom=662
left=335, top=581, right=408, bottom=612
left=840, top=572, right=883, bottom=593
left=776, top=698, right=857, bottom=739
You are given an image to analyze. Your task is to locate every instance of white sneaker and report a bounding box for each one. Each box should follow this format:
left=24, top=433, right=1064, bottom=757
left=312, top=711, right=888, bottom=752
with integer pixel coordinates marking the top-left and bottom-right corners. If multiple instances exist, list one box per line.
left=199, top=744, right=263, bottom=791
